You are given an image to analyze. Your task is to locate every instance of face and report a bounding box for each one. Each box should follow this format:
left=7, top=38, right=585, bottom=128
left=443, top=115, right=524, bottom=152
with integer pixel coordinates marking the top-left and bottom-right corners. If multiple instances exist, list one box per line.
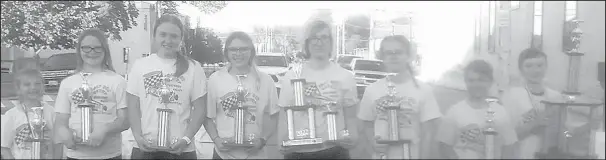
left=380, top=40, right=412, bottom=73
left=17, top=75, right=43, bottom=101
left=154, top=23, right=183, bottom=56
left=520, top=57, right=547, bottom=83
left=226, top=39, right=253, bottom=68
left=307, top=27, right=332, bottom=59
left=80, top=36, right=106, bottom=67
left=464, top=71, right=493, bottom=98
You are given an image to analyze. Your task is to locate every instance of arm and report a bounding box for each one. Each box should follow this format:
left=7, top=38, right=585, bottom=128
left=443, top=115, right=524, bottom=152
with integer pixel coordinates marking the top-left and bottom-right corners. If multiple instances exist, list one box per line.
left=102, top=79, right=130, bottom=135
left=342, top=75, right=360, bottom=140
left=203, top=74, right=220, bottom=142
left=499, top=110, right=519, bottom=159
left=1, top=112, right=15, bottom=159
left=184, top=63, right=209, bottom=141
left=435, top=110, right=459, bottom=159
left=53, top=80, right=75, bottom=147
left=419, top=87, right=443, bottom=159
left=126, top=62, right=144, bottom=139
left=263, top=81, right=280, bottom=141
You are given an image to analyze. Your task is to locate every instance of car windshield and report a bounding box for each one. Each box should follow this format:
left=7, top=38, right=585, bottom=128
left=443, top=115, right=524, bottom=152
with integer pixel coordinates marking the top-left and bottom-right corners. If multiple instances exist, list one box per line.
left=354, top=60, right=385, bottom=72
left=43, top=53, right=78, bottom=68
left=255, top=55, right=288, bottom=67
left=337, top=56, right=361, bottom=64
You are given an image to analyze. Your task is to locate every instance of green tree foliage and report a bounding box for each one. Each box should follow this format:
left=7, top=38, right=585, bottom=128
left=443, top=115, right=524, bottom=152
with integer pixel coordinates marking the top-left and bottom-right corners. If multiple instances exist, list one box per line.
left=344, top=14, right=370, bottom=48
left=1, top=1, right=139, bottom=53
left=187, top=28, right=224, bottom=64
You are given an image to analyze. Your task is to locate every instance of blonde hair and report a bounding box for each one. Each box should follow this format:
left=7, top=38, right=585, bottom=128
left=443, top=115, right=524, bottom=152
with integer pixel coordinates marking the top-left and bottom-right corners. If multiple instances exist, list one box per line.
left=223, top=31, right=263, bottom=91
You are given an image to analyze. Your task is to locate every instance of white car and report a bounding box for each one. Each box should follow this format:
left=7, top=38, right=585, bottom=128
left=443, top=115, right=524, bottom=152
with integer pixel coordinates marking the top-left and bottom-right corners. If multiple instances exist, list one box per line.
left=350, top=58, right=388, bottom=87
left=255, top=52, right=290, bottom=89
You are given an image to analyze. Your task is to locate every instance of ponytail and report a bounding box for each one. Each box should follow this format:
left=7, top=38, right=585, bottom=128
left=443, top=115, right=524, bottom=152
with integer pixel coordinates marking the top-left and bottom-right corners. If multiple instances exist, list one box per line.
left=174, top=51, right=190, bottom=77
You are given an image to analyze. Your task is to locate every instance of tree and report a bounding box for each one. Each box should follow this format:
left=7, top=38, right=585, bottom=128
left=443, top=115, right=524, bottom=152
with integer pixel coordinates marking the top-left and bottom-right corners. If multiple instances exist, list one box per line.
left=159, top=1, right=228, bottom=15
left=187, top=28, right=223, bottom=64
left=344, top=14, right=370, bottom=48
left=1, top=1, right=139, bottom=54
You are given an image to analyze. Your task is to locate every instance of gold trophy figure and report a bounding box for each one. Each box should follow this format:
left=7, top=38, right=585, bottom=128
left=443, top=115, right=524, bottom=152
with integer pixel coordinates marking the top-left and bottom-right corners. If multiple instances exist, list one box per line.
left=376, top=73, right=412, bottom=159
left=75, top=72, right=94, bottom=145
left=148, top=75, right=179, bottom=151
left=223, top=75, right=256, bottom=148
left=484, top=98, right=499, bottom=159
left=25, top=107, right=47, bottom=159
left=282, top=62, right=323, bottom=147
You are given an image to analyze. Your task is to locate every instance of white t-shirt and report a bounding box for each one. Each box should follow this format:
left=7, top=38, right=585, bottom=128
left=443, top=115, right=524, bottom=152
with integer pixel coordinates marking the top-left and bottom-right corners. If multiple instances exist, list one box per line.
left=357, top=78, right=442, bottom=159
left=126, top=54, right=207, bottom=153
left=1, top=102, right=55, bottom=159
left=437, top=100, right=518, bottom=159
left=206, top=67, right=279, bottom=159
left=54, top=71, right=127, bottom=159
left=277, top=62, right=359, bottom=153
left=501, top=86, right=560, bottom=159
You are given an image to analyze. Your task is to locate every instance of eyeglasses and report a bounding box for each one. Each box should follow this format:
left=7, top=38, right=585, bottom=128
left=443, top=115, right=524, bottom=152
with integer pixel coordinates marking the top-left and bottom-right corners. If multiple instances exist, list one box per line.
left=309, top=35, right=331, bottom=43
left=227, top=47, right=252, bottom=53
left=81, top=46, right=104, bottom=53
left=382, top=50, right=409, bottom=56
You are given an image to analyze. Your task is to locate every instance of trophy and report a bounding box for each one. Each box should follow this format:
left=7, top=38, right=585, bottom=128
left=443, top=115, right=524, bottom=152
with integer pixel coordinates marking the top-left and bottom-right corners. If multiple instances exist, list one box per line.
left=75, top=72, right=94, bottom=145
left=535, top=18, right=603, bottom=159
left=282, top=62, right=323, bottom=147
left=25, top=107, right=47, bottom=159
left=376, top=73, right=412, bottom=159
left=484, top=98, right=499, bottom=159
left=148, top=75, right=179, bottom=151
left=222, top=75, right=256, bottom=148
left=324, top=102, right=339, bottom=142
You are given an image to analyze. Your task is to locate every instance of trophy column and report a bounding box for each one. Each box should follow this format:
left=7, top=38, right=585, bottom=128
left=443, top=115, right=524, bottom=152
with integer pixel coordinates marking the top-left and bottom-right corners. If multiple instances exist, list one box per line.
left=282, top=63, right=323, bottom=147
left=76, top=72, right=94, bottom=145
left=376, top=73, right=411, bottom=159
left=535, top=19, right=603, bottom=159
left=150, top=76, right=177, bottom=150
left=484, top=98, right=499, bottom=159
left=223, top=75, right=255, bottom=148
left=26, top=107, right=47, bottom=159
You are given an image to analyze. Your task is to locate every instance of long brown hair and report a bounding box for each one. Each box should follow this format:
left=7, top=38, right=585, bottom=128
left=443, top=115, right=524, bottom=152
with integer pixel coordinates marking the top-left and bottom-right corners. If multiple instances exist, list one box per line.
left=223, top=31, right=262, bottom=91
left=378, top=35, right=419, bottom=88
left=153, top=14, right=193, bottom=77
left=302, top=20, right=333, bottom=60
left=75, top=28, right=115, bottom=72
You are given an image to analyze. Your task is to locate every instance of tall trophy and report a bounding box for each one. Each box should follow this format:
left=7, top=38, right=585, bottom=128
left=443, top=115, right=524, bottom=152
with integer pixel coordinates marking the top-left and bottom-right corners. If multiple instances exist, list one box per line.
left=535, top=18, right=603, bottom=159
left=282, top=62, right=323, bottom=147
left=376, top=73, right=412, bottom=159
left=148, top=75, right=178, bottom=151
left=323, top=102, right=339, bottom=141
left=75, top=72, right=94, bottom=145
left=223, top=75, right=255, bottom=148
left=484, top=98, right=499, bottom=159
left=25, top=107, right=47, bottom=159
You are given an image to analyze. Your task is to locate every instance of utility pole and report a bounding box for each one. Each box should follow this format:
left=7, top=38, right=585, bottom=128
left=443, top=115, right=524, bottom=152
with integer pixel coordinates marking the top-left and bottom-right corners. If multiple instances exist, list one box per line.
left=391, top=21, right=395, bottom=36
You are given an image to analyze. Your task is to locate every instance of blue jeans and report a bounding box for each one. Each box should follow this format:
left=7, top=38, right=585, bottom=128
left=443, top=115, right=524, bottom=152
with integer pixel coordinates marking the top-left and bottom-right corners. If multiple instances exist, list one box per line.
left=130, top=148, right=196, bottom=159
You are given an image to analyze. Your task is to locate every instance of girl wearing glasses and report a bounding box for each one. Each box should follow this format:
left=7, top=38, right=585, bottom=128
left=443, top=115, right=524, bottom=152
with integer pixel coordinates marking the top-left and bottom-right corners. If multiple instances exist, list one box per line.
left=203, top=31, right=279, bottom=159
left=277, top=20, right=360, bottom=159
left=53, top=28, right=130, bottom=159
left=357, top=35, right=442, bottom=159
left=126, top=14, right=207, bottom=159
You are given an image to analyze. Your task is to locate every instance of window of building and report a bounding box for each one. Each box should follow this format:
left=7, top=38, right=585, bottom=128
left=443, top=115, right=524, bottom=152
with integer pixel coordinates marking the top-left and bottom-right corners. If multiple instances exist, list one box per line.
left=565, top=1, right=577, bottom=21
left=532, top=1, right=543, bottom=49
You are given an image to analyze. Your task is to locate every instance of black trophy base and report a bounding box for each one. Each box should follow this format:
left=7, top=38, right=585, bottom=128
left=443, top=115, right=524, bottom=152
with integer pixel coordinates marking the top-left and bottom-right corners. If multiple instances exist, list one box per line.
left=223, top=141, right=255, bottom=148
left=535, top=147, right=598, bottom=159
left=149, top=145, right=173, bottom=152
left=376, top=139, right=411, bottom=145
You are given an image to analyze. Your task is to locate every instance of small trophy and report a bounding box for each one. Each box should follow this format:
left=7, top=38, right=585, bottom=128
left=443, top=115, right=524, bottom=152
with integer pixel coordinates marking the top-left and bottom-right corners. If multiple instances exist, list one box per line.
left=376, top=73, right=412, bottom=159
left=75, top=72, right=94, bottom=145
left=484, top=98, right=499, bottom=159
left=282, top=62, right=323, bottom=147
left=223, top=75, right=256, bottom=148
left=148, top=75, right=179, bottom=151
left=25, top=107, right=47, bottom=159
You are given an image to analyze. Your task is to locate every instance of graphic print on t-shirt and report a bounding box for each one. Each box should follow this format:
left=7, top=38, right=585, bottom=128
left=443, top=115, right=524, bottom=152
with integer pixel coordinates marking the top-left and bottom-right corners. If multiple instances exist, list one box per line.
left=13, top=124, right=51, bottom=151
left=142, top=71, right=182, bottom=105
left=219, top=91, right=259, bottom=124
left=374, top=95, right=417, bottom=127
left=70, top=85, right=112, bottom=114
left=458, top=123, right=485, bottom=154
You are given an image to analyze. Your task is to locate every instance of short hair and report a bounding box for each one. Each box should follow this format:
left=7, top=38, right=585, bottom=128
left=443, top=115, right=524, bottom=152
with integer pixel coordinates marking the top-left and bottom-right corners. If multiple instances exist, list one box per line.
left=377, top=35, right=413, bottom=60
left=12, top=57, right=40, bottom=73
left=464, top=60, right=494, bottom=81
left=12, top=68, right=43, bottom=89
left=302, top=20, right=333, bottom=59
left=518, top=48, right=547, bottom=71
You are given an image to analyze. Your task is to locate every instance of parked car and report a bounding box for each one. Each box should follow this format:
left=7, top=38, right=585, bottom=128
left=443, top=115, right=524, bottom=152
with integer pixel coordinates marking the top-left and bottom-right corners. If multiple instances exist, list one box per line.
left=255, top=52, right=291, bottom=94
left=350, top=58, right=388, bottom=98
left=40, top=53, right=78, bottom=92
left=336, top=55, right=362, bottom=70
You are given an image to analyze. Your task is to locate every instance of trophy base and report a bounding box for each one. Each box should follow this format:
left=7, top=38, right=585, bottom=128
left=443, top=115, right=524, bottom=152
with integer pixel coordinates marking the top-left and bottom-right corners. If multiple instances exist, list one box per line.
left=77, top=104, right=94, bottom=108
left=223, top=142, right=255, bottom=148
left=376, top=139, right=411, bottom=145
left=535, top=147, right=597, bottom=159
left=283, top=105, right=318, bottom=111
left=24, top=138, right=46, bottom=143
left=149, top=145, right=173, bottom=152
left=282, top=138, right=323, bottom=147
